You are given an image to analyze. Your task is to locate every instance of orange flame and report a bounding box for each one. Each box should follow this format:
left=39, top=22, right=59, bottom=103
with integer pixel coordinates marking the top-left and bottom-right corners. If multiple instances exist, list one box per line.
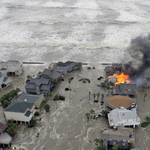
left=108, top=72, right=131, bottom=86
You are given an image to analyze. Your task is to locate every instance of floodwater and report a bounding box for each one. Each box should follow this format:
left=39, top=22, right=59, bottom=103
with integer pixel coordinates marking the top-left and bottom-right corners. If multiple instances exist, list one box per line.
left=0, top=0, right=150, bottom=149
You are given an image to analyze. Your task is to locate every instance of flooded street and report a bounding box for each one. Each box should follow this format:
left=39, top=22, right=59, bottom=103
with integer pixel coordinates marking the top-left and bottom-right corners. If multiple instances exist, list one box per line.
left=11, top=65, right=110, bottom=150
left=0, top=0, right=150, bottom=149
left=0, top=65, right=149, bottom=150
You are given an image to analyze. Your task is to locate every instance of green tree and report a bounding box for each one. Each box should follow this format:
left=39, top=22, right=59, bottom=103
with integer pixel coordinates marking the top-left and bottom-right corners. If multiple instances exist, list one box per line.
left=28, top=119, right=36, bottom=128
left=7, top=127, right=15, bottom=135
left=90, top=109, right=95, bottom=114
left=94, top=139, right=105, bottom=150
left=106, top=85, right=110, bottom=89
left=85, top=113, right=90, bottom=121
left=34, top=112, right=40, bottom=116
left=53, top=94, right=59, bottom=100
left=3, top=100, right=9, bottom=108
left=97, top=93, right=100, bottom=101
left=101, top=82, right=105, bottom=87
left=93, top=93, right=96, bottom=101
left=144, top=93, right=147, bottom=101
left=101, top=93, right=104, bottom=103
left=44, top=104, right=50, bottom=112
left=112, top=143, right=118, bottom=150
left=27, top=75, right=32, bottom=80
left=89, top=91, right=91, bottom=100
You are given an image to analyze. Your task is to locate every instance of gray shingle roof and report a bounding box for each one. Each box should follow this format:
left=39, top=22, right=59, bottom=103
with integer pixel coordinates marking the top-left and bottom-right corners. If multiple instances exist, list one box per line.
left=41, top=69, right=62, bottom=80
left=102, top=127, right=134, bottom=141
left=57, top=61, right=75, bottom=67
left=5, top=101, right=34, bottom=113
left=25, top=78, right=51, bottom=91
left=113, top=83, right=137, bottom=95
left=18, top=92, right=42, bottom=103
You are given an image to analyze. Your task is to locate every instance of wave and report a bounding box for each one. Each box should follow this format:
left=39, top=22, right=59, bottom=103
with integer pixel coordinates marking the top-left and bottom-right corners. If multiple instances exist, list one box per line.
left=0, top=42, right=126, bottom=49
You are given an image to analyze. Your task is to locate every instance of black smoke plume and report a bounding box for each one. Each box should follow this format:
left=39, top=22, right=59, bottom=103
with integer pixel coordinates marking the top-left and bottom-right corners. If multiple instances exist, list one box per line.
left=123, top=34, right=150, bottom=79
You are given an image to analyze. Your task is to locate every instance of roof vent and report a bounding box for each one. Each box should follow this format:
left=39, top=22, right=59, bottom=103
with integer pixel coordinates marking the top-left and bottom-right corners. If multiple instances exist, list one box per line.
left=24, top=99, right=27, bottom=102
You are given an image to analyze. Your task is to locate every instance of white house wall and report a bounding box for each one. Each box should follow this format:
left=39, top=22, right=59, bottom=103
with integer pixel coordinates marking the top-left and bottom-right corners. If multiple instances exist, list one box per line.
left=4, top=111, right=31, bottom=122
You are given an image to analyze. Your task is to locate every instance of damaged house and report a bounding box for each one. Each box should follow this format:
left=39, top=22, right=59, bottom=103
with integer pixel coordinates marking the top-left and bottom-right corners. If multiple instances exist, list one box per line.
left=113, top=83, right=137, bottom=97
left=0, top=60, right=23, bottom=76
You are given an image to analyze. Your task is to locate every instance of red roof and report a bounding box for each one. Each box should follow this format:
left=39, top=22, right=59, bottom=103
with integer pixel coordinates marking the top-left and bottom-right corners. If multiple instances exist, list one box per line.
left=0, top=122, right=7, bottom=133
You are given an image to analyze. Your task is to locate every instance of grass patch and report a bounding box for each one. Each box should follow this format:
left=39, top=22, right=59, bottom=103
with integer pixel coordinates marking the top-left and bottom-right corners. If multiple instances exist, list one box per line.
left=141, top=122, right=149, bottom=127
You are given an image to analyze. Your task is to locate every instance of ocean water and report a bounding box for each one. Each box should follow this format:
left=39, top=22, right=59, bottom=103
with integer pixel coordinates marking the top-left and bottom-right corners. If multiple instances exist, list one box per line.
left=0, top=0, right=150, bottom=65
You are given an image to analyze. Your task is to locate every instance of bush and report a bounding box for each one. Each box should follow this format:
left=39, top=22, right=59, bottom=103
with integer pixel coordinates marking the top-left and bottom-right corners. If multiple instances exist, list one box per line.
left=53, top=94, right=59, bottom=100
left=28, top=119, right=36, bottom=128
left=87, top=67, right=91, bottom=70
left=106, top=85, right=110, bottom=89
left=101, top=82, right=105, bottom=87
left=7, top=121, right=17, bottom=135
left=34, top=112, right=40, bottom=116
left=141, top=122, right=149, bottom=127
left=44, top=104, right=50, bottom=112
left=7, top=127, right=15, bottom=135
left=0, top=88, right=20, bottom=108
left=53, top=94, right=65, bottom=101
left=59, top=95, right=65, bottom=100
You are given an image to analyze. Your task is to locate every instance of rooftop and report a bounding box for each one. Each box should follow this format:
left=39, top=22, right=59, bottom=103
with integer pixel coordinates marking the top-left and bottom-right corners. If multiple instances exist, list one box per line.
left=0, top=74, right=13, bottom=84
left=102, top=127, right=134, bottom=141
left=106, top=96, right=135, bottom=109
left=108, top=108, right=140, bottom=127
left=56, top=61, right=75, bottom=67
left=5, top=101, right=34, bottom=113
left=25, top=78, right=51, bottom=90
left=0, top=122, right=7, bottom=133
left=18, top=92, right=43, bottom=103
left=0, top=132, right=12, bottom=144
left=113, top=83, right=137, bottom=95
left=41, top=69, right=62, bottom=79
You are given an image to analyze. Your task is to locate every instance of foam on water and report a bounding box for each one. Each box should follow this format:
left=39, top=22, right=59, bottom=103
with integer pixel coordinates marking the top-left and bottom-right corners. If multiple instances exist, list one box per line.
left=0, top=6, right=8, bottom=20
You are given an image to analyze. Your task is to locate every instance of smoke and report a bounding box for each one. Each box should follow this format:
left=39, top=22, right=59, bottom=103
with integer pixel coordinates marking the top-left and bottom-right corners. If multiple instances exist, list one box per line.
left=123, top=34, right=150, bottom=79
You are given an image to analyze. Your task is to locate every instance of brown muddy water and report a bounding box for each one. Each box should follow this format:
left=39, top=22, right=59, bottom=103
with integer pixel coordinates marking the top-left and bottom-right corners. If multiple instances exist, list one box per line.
left=0, top=65, right=150, bottom=150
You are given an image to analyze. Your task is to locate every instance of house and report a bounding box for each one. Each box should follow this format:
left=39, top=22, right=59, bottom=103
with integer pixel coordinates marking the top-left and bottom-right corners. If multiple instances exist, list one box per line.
left=0, top=122, right=12, bottom=147
left=50, top=61, right=76, bottom=75
left=102, top=127, right=135, bottom=150
left=38, top=69, right=62, bottom=81
left=17, top=92, right=44, bottom=108
left=4, top=101, right=35, bottom=124
left=25, top=78, right=53, bottom=95
left=106, top=96, right=136, bottom=110
left=104, top=63, right=122, bottom=77
left=108, top=107, right=140, bottom=128
left=113, top=83, right=137, bottom=97
left=0, top=74, right=13, bottom=89
left=0, top=60, right=23, bottom=76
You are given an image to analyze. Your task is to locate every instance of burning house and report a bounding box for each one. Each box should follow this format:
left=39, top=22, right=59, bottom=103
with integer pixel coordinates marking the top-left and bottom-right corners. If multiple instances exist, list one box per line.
left=104, top=63, right=123, bottom=77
